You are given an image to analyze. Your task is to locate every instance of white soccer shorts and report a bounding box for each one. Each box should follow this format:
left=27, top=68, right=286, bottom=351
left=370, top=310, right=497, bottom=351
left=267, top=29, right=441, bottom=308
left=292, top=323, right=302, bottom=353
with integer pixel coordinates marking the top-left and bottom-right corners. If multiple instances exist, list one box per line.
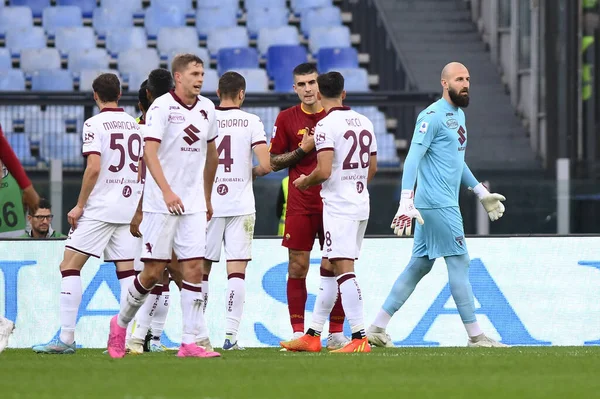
left=322, top=208, right=368, bottom=261
left=140, top=211, right=207, bottom=262
left=205, top=213, right=255, bottom=262
left=65, top=215, right=138, bottom=262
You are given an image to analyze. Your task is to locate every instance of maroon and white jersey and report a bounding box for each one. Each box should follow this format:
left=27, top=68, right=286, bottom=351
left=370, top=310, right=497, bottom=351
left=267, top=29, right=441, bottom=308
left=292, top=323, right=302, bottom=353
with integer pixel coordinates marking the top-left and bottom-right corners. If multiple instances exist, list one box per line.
left=314, top=107, right=377, bottom=221
left=212, top=107, right=267, bottom=217
left=143, top=90, right=218, bottom=214
left=81, top=107, right=143, bottom=223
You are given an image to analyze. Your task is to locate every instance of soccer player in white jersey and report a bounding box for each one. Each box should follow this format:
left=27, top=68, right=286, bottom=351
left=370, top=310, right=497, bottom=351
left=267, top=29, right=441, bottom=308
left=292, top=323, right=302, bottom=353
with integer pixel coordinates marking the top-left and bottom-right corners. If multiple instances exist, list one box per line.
left=108, top=53, right=221, bottom=359
left=202, top=71, right=271, bottom=350
left=280, top=71, right=377, bottom=353
left=32, top=73, right=143, bottom=354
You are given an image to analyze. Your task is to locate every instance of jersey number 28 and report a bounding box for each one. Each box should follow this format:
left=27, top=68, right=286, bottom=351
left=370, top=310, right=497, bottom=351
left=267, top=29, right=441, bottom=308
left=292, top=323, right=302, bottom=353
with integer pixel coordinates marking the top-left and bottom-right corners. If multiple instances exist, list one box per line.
left=342, top=129, right=373, bottom=170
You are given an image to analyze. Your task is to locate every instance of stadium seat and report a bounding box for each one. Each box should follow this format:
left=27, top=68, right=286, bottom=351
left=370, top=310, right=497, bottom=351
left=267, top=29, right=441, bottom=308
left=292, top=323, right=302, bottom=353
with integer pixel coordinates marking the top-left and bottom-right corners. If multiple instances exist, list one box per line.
left=232, top=68, right=269, bottom=93
left=9, top=0, right=50, bottom=18
left=93, top=8, right=134, bottom=38
left=201, top=68, right=219, bottom=93
left=257, top=26, right=300, bottom=55
left=334, top=67, right=369, bottom=92
left=354, top=106, right=386, bottom=135
left=31, top=69, right=74, bottom=91
left=41, top=133, right=84, bottom=167
left=246, top=7, right=289, bottom=38
left=309, top=26, right=351, bottom=55
left=217, top=47, right=259, bottom=76
left=207, top=27, right=249, bottom=56
left=79, top=68, right=121, bottom=91
left=157, top=27, right=199, bottom=56
left=166, top=47, right=211, bottom=68
left=245, top=0, right=286, bottom=9
left=0, top=69, right=26, bottom=91
left=19, top=48, right=61, bottom=74
left=6, top=27, right=47, bottom=54
left=7, top=133, right=37, bottom=167
left=100, top=0, right=143, bottom=14
left=291, top=0, right=332, bottom=13
left=300, top=6, right=342, bottom=37
left=317, top=47, right=358, bottom=72
left=57, top=0, right=97, bottom=18
left=197, top=0, right=238, bottom=8
left=153, top=0, right=193, bottom=11
left=195, top=7, right=238, bottom=39
left=42, top=6, right=82, bottom=35
left=374, top=133, right=399, bottom=164
left=105, top=28, right=147, bottom=56
left=0, top=49, right=12, bottom=69
left=126, top=71, right=147, bottom=93
left=55, top=27, right=96, bottom=54
left=266, top=45, right=307, bottom=92
left=144, top=6, right=186, bottom=38
left=0, top=6, right=34, bottom=35
left=118, top=48, right=160, bottom=76
left=69, top=49, right=110, bottom=73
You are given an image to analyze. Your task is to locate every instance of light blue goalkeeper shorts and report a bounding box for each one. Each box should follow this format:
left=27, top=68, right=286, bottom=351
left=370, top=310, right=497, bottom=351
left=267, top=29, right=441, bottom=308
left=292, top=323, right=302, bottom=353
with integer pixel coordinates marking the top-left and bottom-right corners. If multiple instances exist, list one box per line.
left=412, top=206, right=468, bottom=260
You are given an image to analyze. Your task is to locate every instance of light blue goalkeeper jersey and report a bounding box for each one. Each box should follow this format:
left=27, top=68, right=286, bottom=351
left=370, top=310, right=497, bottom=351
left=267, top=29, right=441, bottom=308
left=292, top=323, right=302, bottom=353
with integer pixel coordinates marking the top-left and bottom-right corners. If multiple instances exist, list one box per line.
left=411, top=98, right=467, bottom=209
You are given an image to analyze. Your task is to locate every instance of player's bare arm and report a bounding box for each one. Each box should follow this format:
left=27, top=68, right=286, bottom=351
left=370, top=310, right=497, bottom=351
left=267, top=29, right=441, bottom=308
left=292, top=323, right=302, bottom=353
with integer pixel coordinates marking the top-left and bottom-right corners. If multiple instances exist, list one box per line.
left=143, top=140, right=184, bottom=215
left=204, top=139, right=218, bottom=221
left=69, top=153, right=101, bottom=228
left=368, top=154, right=378, bottom=182
left=130, top=192, right=143, bottom=238
left=293, top=150, right=332, bottom=190
left=252, top=143, right=271, bottom=177
left=270, top=131, right=315, bottom=171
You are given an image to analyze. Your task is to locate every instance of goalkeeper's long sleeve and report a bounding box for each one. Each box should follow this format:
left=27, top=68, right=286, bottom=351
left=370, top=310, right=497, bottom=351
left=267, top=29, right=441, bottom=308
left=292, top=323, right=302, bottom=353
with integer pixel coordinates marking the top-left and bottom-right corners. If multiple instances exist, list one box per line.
left=401, top=143, right=428, bottom=191
left=461, top=162, right=479, bottom=189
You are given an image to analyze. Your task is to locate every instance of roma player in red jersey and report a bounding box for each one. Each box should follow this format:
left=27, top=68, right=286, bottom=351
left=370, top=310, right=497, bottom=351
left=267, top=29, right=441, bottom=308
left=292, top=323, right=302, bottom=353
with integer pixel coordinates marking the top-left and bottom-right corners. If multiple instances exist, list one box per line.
left=269, top=63, right=348, bottom=349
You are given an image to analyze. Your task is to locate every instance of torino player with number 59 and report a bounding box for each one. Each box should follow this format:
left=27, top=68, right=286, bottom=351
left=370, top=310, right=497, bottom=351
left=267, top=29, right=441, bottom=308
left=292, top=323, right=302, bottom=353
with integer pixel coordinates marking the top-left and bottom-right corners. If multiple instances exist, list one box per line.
left=33, top=73, right=143, bottom=355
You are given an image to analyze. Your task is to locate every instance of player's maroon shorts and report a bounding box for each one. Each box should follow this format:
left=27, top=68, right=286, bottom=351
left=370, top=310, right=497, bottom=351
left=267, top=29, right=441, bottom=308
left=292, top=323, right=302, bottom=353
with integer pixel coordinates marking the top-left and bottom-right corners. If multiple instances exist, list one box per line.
left=282, top=213, right=324, bottom=251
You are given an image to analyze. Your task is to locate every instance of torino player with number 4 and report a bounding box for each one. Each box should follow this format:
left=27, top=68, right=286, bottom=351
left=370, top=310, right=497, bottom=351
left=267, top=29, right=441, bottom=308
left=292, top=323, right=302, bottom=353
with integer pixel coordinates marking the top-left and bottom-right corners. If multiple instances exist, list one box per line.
left=33, top=73, right=143, bottom=355
left=202, top=71, right=271, bottom=350
left=281, top=71, right=377, bottom=353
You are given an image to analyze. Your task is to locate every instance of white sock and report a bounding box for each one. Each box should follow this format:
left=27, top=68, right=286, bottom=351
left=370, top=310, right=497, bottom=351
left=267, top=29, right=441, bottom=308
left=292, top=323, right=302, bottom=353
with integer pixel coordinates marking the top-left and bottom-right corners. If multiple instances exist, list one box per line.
left=372, top=309, right=392, bottom=329
left=181, top=281, right=205, bottom=345
left=224, top=275, right=246, bottom=342
left=309, top=275, right=337, bottom=333
left=117, top=271, right=136, bottom=308
left=337, top=273, right=365, bottom=336
left=151, top=285, right=170, bottom=340
left=202, top=275, right=209, bottom=313
left=59, top=270, right=82, bottom=345
left=132, top=284, right=162, bottom=341
left=117, top=275, right=152, bottom=328
left=465, top=321, right=483, bottom=338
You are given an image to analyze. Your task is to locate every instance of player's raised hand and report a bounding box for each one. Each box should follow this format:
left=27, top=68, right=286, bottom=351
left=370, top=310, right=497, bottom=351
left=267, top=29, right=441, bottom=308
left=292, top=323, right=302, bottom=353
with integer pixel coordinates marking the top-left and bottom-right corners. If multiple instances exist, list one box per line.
left=67, top=205, right=84, bottom=229
left=164, top=190, right=185, bottom=215
left=299, top=128, right=315, bottom=153
left=472, top=183, right=506, bottom=221
left=130, top=209, right=143, bottom=237
left=293, top=174, right=309, bottom=190
left=390, top=190, right=424, bottom=236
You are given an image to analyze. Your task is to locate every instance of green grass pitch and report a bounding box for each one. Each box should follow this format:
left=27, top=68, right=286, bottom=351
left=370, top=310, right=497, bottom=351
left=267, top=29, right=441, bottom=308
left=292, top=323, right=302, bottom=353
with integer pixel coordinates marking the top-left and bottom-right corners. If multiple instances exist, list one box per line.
left=1, top=347, right=599, bottom=398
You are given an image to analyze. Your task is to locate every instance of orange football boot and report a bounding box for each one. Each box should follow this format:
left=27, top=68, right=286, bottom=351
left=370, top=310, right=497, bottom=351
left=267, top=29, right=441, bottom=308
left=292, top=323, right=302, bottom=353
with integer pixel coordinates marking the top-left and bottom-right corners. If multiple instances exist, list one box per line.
left=280, top=334, right=322, bottom=352
left=330, top=337, right=371, bottom=353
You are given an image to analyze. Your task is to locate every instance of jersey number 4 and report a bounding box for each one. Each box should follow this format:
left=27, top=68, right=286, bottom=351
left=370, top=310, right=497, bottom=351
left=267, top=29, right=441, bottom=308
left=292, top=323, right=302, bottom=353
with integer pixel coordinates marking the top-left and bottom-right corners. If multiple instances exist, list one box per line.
left=109, top=133, right=142, bottom=173
left=343, top=130, right=373, bottom=170
left=217, top=135, right=233, bottom=173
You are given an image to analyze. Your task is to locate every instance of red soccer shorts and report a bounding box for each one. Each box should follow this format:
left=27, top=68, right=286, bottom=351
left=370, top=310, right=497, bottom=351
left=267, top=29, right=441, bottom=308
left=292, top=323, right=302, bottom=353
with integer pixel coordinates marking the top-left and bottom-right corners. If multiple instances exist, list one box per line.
left=282, top=214, right=324, bottom=252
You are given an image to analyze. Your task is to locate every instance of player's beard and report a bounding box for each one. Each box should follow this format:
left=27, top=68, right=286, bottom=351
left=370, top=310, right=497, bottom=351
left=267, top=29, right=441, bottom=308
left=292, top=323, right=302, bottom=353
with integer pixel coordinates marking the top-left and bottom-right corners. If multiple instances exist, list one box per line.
left=448, top=86, right=470, bottom=108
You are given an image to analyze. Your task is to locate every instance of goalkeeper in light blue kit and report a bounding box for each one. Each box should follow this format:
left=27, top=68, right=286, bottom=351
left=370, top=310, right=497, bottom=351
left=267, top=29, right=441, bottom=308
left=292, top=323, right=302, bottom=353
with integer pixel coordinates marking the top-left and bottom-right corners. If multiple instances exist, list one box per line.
left=367, top=62, right=508, bottom=348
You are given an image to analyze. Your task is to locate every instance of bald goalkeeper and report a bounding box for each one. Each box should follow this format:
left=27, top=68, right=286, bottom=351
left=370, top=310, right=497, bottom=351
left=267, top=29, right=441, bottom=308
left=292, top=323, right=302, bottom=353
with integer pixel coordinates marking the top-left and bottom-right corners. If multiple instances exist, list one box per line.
left=366, top=62, right=509, bottom=348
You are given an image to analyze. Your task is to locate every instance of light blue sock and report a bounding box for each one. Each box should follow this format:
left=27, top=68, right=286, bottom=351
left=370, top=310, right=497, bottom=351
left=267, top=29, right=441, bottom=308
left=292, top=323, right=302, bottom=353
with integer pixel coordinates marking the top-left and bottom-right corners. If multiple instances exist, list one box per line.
left=382, top=256, right=435, bottom=316
left=445, top=254, right=477, bottom=324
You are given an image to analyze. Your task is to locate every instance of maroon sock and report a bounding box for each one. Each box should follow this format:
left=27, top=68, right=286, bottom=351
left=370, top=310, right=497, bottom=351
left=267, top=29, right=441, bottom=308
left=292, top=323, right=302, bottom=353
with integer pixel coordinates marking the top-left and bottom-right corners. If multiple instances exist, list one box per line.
left=329, top=289, right=345, bottom=334
left=287, top=278, right=307, bottom=333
